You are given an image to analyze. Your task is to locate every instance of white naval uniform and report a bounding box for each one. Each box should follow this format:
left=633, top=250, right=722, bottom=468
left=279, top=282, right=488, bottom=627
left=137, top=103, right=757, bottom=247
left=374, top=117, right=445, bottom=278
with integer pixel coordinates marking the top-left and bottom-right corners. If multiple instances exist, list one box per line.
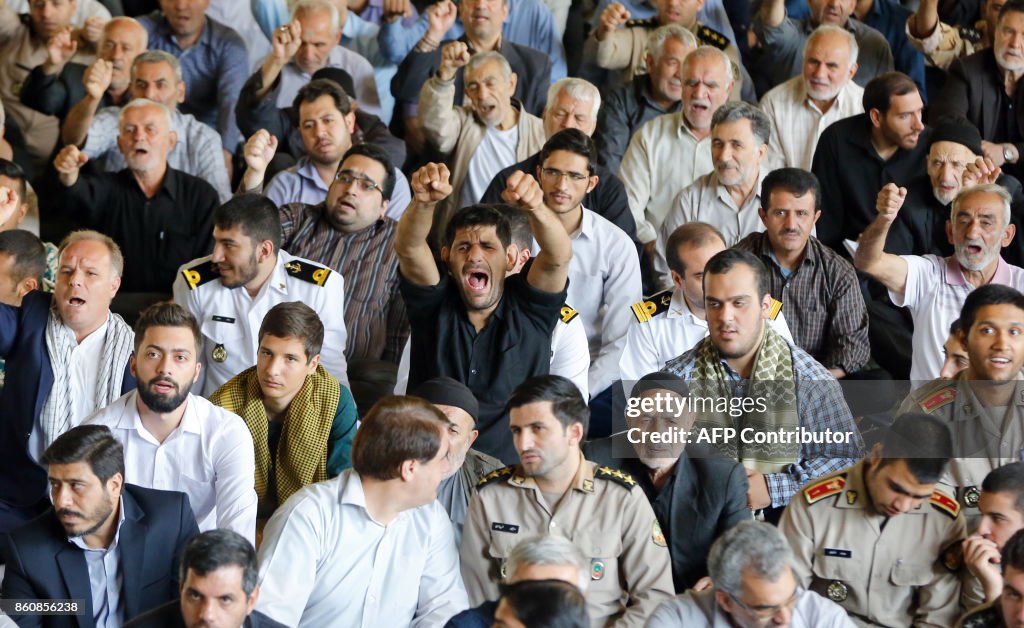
left=255, top=469, right=468, bottom=627
left=173, top=250, right=349, bottom=396
left=84, top=391, right=258, bottom=543
left=619, top=287, right=795, bottom=382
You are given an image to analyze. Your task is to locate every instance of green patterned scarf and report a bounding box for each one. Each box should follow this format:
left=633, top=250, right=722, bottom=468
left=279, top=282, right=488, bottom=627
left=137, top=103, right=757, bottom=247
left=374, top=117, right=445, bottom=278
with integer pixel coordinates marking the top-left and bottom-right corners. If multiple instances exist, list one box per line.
left=689, top=325, right=800, bottom=473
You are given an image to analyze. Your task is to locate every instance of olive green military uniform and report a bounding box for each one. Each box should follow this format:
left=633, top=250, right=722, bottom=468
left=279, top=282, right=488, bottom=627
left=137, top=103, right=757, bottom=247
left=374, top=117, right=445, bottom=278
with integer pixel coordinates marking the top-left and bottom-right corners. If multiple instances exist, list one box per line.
left=779, top=461, right=966, bottom=627
left=460, top=452, right=675, bottom=627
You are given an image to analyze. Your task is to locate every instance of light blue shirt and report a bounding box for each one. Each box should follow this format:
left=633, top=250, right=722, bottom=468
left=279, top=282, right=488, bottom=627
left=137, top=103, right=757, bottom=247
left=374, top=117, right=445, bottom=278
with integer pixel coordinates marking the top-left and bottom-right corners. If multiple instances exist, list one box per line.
left=265, top=155, right=412, bottom=220
left=68, top=497, right=126, bottom=628
left=590, top=0, right=737, bottom=43
left=378, top=0, right=567, bottom=81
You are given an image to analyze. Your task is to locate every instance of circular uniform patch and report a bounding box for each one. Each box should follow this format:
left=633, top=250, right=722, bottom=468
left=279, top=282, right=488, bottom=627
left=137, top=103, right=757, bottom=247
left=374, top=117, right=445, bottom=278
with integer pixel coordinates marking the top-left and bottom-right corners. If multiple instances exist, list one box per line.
left=826, top=580, right=848, bottom=603
left=652, top=521, right=667, bottom=547
left=964, top=486, right=981, bottom=508
left=591, top=560, right=605, bottom=581
left=212, top=344, right=228, bottom=363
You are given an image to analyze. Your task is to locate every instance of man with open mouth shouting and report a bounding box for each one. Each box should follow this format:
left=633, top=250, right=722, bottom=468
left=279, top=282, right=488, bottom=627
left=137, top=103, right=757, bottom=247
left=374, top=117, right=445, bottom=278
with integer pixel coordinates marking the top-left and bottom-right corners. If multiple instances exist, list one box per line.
left=396, top=161, right=571, bottom=464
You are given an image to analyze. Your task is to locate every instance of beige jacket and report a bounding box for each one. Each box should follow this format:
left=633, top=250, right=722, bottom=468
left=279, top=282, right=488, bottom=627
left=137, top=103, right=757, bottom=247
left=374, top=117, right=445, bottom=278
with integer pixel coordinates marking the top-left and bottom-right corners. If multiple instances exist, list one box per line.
left=418, top=75, right=545, bottom=247
left=0, top=3, right=94, bottom=158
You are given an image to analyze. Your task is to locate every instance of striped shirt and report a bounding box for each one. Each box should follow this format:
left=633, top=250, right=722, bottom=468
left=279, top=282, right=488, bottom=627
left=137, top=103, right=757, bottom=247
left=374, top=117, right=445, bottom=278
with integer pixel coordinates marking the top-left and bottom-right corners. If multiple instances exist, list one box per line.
left=279, top=202, right=408, bottom=363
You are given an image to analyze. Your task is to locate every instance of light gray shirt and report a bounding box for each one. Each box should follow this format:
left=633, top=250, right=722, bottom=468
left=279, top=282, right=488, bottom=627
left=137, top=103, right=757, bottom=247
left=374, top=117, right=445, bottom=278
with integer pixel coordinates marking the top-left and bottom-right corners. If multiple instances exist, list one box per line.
left=82, top=107, right=232, bottom=203
left=647, top=587, right=856, bottom=627
left=69, top=497, right=126, bottom=628
left=275, top=47, right=382, bottom=118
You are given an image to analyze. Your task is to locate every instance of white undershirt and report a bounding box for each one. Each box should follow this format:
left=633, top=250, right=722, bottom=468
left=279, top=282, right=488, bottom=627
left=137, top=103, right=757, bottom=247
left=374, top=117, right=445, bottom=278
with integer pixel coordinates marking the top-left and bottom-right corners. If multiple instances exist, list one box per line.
left=461, top=124, right=519, bottom=208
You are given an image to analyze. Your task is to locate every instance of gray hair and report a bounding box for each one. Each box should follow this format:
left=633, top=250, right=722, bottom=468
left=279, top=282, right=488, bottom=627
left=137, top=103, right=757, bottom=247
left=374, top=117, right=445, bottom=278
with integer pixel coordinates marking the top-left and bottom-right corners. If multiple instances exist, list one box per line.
left=506, top=535, right=590, bottom=593
left=545, top=78, right=601, bottom=120
left=646, top=24, right=698, bottom=63
left=709, top=521, right=794, bottom=598
left=131, top=50, right=183, bottom=82
left=103, top=16, right=148, bottom=50
left=466, top=51, right=513, bottom=80
left=805, top=23, right=859, bottom=66
left=683, top=45, right=735, bottom=85
left=292, top=0, right=341, bottom=32
left=57, top=230, right=124, bottom=279
left=951, top=183, right=1013, bottom=227
left=119, top=97, right=174, bottom=130
left=711, top=101, right=770, bottom=146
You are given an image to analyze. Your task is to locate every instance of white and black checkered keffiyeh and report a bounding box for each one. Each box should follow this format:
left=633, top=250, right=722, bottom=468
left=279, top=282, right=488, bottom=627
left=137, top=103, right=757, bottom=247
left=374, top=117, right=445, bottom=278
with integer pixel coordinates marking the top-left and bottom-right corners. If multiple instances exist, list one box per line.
left=39, top=305, right=134, bottom=448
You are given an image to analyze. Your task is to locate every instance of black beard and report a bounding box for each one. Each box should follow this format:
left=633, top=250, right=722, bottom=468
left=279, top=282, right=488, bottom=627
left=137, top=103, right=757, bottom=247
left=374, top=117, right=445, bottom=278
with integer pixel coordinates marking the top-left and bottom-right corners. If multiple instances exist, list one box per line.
left=138, top=378, right=189, bottom=413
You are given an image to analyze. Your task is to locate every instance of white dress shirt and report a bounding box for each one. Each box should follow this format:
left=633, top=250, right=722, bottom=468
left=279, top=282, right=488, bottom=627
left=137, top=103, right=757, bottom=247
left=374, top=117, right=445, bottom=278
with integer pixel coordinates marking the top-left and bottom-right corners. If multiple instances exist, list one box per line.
left=760, top=76, right=864, bottom=170
left=255, top=469, right=468, bottom=627
left=532, top=208, right=642, bottom=397
left=173, top=249, right=349, bottom=396
left=620, top=111, right=714, bottom=244
left=619, top=287, right=795, bottom=381
left=84, top=391, right=258, bottom=543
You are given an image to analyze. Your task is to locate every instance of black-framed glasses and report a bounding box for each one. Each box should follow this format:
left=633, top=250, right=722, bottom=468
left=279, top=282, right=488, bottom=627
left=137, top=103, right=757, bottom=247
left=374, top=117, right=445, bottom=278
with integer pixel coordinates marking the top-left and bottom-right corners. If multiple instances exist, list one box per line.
left=334, top=170, right=383, bottom=194
left=728, top=587, right=800, bottom=620
left=540, top=167, right=589, bottom=183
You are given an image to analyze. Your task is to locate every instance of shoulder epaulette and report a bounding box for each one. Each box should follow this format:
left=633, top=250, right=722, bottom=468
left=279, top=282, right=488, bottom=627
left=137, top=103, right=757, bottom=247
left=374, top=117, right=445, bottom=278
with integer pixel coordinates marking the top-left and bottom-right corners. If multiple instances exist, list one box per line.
left=919, top=386, right=957, bottom=413
left=960, top=25, right=982, bottom=43
left=560, top=304, right=579, bottom=324
left=696, top=24, right=730, bottom=49
left=625, top=16, right=658, bottom=28
left=284, top=260, right=332, bottom=286
left=180, top=260, right=219, bottom=291
left=594, top=465, right=638, bottom=489
left=768, top=298, right=783, bottom=321
left=476, top=466, right=514, bottom=489
left=931, top=490, right=960, bottom=519
left=630, top=289, right=673, bottom=323
left=803, top=474, right=846, bottom=504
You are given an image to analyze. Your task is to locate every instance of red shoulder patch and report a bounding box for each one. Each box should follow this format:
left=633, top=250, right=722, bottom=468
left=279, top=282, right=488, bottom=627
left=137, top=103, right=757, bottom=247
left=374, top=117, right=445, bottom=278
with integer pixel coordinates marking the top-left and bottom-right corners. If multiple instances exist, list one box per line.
left=930, top=490, right=960, bottom=519
left=804, top=475, right=846, bottom=505
left=920, top=387, right=957, bottom=412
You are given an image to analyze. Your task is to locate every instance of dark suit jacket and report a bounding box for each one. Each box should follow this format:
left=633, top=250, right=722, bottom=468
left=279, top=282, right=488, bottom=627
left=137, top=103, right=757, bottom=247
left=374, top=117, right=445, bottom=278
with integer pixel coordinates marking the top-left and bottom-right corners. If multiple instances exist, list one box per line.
left=19, top=63, right=117, bottom=121
left=584, top=435, right=750, bottom=592
left=123, top=600, right=288, bottom=628
left=391, top=36, right=552, bottom=119
left=933, top=49, right=1024, bottom=178
left=1, top=484, right=200, bottom=628
left=0, top=292, right=135, bottom=510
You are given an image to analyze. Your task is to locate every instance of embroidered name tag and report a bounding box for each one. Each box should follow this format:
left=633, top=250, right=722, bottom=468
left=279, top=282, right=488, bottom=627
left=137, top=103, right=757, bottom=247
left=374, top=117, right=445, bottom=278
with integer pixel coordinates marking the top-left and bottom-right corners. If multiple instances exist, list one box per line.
left=491, top=522, right=520, bottom=534
left=212, top=315, right=236, bottom=323
left=824, top=548, right=852, bottom=558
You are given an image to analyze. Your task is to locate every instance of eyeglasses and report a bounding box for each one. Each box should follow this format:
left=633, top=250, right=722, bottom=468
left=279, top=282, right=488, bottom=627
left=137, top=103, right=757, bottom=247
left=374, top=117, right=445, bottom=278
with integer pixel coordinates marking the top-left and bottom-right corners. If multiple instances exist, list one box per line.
left=540, top=167, right=589, bottom=183
left=334, top=170, right=383, bottom=194
left=728, top=588, right=800, bottom=620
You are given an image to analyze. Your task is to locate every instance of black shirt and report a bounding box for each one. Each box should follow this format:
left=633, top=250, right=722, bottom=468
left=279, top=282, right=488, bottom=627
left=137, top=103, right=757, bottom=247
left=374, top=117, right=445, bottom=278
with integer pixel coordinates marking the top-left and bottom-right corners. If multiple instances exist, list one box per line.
left=812, top=113, right=930, bottom=255
left=479, top=152, right=640, bottom=252
left=63, top=167, right=217, bottom=293
left=400, top=264, right=566, bottom=464
left=595, top=75, right=681, bottom=175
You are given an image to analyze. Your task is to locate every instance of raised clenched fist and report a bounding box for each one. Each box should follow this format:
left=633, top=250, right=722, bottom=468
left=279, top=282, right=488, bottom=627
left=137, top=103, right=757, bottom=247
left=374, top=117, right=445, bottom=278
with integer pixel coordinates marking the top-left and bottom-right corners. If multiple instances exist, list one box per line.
left=411, top=162, right=453, bottom=204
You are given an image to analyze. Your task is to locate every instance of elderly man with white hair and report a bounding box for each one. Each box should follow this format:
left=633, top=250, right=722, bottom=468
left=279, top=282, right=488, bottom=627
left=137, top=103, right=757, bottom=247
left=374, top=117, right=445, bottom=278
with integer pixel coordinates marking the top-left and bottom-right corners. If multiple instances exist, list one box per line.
left=418, top=46, right=546, bottom=245
left=54, top=98, right=219, bottom=294
left=481, top=76, right=638, bottom=244
left=250, top=0, right=381, bottom=118
left=760, top=24, right=864, bottom=170
left=647, top=521, right=855, bottom=626
left=855, top=182, right=1024, bottom=383
left=447, top=534, right=591, bottom=627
